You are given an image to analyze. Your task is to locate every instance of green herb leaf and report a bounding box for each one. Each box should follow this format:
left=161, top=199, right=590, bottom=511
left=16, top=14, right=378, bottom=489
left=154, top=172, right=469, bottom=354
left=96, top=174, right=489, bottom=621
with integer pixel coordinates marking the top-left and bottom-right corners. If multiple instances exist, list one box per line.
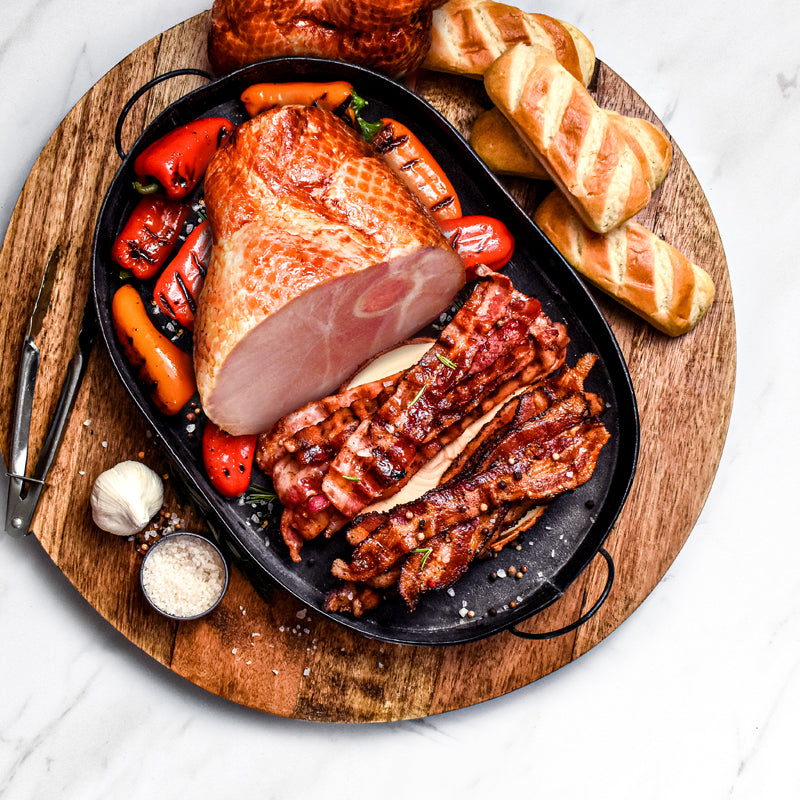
left=408, top=384, right=427, bottom=409
left=245, top=484, right=277, bottom=503
left=412, top=546, right=433, bottom=569
left=436, top=353, right=457, bottom=369
left=342, top=475, right=361, bottom=482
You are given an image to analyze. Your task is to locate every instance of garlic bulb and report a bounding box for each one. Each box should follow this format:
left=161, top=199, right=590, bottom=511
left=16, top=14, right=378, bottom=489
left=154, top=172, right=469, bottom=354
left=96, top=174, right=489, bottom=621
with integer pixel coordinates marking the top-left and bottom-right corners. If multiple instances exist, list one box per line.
left=90, top=461, right=164, bottom=536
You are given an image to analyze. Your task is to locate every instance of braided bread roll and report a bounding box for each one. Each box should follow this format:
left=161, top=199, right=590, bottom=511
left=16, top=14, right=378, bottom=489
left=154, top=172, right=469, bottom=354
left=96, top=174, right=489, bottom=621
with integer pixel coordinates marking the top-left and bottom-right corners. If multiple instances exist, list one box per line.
left=485, top=43, right=655, bottom=233
left=471, top=106, right=673, bottom=188
left=422, top=0, right=595, bottom=85
left=470, top=107, right=549, bottom=179
left=534, top=191, right=715, bottom=336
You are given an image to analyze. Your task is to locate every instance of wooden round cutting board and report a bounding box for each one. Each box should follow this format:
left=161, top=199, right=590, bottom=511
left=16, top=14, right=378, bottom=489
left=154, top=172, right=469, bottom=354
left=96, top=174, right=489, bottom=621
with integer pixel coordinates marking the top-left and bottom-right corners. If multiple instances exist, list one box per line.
left=0, top=12, right=735, bottom=722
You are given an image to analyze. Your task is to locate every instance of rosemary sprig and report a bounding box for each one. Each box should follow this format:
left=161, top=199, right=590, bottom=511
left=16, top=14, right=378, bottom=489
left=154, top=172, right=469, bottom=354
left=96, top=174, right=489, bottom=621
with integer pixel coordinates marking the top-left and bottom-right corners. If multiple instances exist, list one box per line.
left=408, top=384, right=427, bottom=408
left=342, top=475, right=361, bottom=482
left=412, top=546, right=433, bottom=570
left=245, top=484, right=277, bottom=503
left=436, top=353, right=457, bottom=369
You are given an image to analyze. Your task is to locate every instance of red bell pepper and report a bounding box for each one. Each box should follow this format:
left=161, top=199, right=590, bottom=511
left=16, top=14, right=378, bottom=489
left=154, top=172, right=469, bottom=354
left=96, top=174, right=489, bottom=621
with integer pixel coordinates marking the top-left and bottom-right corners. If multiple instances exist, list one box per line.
left=153, top=220, right=211, bottom=330
left=371, top=118, right=462, bottom=222
left=202, top=421, right=257, bottom=499
left=133, top=117, right=233, bottom=200
left=111, top=196, right=188, bottom=279
left=437, top=215, right=515, bottom=277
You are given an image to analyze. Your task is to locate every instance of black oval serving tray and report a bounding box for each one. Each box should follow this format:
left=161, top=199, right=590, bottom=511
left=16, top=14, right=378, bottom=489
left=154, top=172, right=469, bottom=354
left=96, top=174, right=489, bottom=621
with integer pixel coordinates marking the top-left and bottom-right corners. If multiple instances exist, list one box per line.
left=92, top=57, right=639, bottom=646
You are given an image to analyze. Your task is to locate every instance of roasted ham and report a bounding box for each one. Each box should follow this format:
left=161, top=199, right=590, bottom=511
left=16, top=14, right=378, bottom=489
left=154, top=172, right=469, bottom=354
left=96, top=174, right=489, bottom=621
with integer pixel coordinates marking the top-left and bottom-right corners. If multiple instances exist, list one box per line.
left=194, top=105, right=465, bottom=435
left=207, top=0, right=446, bottom=77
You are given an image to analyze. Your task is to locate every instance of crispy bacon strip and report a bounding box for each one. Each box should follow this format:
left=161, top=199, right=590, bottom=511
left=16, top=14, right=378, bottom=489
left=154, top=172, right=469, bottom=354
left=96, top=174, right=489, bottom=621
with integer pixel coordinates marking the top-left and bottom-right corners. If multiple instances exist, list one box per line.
left=256, top=372, right=405, bottom=473
left=322, top=270, right=568, bottom=518
left=331, top=396, right=609, bottom=583
left=257, top=270, right=569, bottom=560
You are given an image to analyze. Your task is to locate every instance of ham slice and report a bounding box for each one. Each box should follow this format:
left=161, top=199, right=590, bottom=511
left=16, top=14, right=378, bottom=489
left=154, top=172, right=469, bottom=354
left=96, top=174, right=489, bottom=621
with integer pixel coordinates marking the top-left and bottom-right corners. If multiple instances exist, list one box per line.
left=193, top=105, right=465, bottom=435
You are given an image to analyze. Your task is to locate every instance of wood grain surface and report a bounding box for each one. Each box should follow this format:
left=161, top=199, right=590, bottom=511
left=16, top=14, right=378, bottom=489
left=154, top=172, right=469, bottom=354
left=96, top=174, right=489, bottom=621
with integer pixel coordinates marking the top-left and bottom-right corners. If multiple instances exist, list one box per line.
left=0, top=12, right=735, bottom=722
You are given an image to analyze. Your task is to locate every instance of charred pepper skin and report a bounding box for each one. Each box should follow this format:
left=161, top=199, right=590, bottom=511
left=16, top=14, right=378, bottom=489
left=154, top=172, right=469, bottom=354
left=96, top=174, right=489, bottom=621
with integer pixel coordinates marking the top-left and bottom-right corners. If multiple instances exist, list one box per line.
left=111, top=284, right=196, bottom=415
left=437, top=215, right=515, bottom=277
left=111, top=196, right=189, bottom=279
left=371, top=118, right=462, bottom=222
left=154, top=219, right=211, bottom=330
left=202, top=421, right=257, bottom=499
left=133, top=117, right=233, bottom=200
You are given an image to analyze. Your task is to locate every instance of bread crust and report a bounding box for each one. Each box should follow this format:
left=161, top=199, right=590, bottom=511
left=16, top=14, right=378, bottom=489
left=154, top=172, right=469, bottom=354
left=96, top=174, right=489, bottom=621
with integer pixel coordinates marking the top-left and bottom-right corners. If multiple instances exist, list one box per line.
left=471, top=105, right=673, bottom=188
left=470, top=107, right=549, bottom=179
left=533, top=190, right=715, bottom=336
left=423, top=0, right=595, bottom=85
left=485, top=43, right=653, bottom=233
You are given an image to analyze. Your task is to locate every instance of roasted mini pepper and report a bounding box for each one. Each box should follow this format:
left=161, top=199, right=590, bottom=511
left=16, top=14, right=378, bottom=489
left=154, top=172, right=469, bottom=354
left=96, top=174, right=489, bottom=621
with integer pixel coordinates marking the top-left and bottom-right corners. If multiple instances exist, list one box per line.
left=241, top=81, right=355, bottom=117
left=202, top=421, right=257, bottom=499
left=111, top=196, right=188, bottom=280
left=112, top=284, right=196, bottom=415
left=437, top=215, right=515, bottom=277
left=153, top=219, right=211, bottom=330
left=371, top=118, right=462, bottom=222
left=133, top=116, right=233, bottom=199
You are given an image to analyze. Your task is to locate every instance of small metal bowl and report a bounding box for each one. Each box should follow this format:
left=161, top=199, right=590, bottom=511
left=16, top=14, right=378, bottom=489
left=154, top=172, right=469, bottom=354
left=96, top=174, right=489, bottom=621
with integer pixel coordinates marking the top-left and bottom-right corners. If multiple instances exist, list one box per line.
left=139, top=531, right=229, bottom=620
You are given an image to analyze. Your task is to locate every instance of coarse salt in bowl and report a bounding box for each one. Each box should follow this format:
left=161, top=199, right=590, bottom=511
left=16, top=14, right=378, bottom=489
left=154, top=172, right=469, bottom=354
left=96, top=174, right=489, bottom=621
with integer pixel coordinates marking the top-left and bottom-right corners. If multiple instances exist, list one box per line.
left=140, top=532, right=229, bottom=620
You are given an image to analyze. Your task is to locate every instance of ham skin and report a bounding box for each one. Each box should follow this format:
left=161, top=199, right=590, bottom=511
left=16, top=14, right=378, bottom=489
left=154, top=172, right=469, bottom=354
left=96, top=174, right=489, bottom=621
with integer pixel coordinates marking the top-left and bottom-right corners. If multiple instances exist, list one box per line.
left=207, top=0, right=446, bottom=77
left=193, top=105, right=465, bottom=435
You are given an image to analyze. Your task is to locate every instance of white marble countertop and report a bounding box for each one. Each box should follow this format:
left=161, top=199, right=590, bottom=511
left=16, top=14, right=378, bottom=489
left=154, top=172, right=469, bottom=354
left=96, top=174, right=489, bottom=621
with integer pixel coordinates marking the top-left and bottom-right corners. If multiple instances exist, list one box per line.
left=1, top=1, right=798, bottom=797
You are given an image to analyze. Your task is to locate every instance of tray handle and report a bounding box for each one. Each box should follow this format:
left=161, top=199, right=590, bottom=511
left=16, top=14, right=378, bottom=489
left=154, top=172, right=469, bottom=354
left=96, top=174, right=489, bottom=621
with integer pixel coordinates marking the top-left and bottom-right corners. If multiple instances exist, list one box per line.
left=114, top=68, right=214, bottom=160
left=509, top=547, right=615, bottom=640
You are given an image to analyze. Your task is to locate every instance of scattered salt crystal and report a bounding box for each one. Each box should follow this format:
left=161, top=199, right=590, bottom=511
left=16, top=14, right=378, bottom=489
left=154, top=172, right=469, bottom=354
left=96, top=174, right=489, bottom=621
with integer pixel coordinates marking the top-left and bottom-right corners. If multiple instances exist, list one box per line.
left=446, top=588, right=455, bottom=597
left=496, top=569, right=507, bottom=579
left=378, top=662, right=384, bottom=669
left=551, top=549, right=556, bottom=558
left=83, top=419, right=91, bottom=427
left=232, top=648, right=238, bottom=655
left=296, top=609, right=307, bottom=620
left=458, top=607, right=469, bottom=618
left=251, top=632, right=260, bottom=638
left=78, top=470, right=85, bottom=476
left=246, top=660, right=252, bottom=665
left=272, top=669, right=279, bottom=675
left=186, top=423, right=196, bottom=433
left=303, top=668, right=311, bottom=677
left=101, top=441, right=108, bottom=448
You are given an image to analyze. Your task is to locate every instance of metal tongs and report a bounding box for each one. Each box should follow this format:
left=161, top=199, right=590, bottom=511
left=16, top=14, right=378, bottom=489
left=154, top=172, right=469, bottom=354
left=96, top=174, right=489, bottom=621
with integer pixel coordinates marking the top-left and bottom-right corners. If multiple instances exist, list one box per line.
left=2, top=246, right=96, bottom=538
